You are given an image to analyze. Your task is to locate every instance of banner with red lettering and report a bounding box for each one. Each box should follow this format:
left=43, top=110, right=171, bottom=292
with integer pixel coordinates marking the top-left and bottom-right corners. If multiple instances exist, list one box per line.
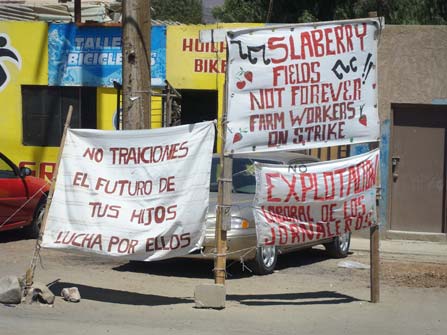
left=42, top=122, right=215, bottom=261
left=225, top=19, right=382, bottom=154
left=253, top=149, right=379, bottom=246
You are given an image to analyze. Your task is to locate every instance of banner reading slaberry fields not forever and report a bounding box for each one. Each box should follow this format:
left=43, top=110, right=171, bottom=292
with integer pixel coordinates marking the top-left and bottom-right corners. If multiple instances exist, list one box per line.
left=225, top=19, right=382, bottom=154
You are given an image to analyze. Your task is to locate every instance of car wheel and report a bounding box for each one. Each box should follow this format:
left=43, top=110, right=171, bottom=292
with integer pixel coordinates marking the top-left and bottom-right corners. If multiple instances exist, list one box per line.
left=250, top=245, right=277, bottom=275
left=324, top=232, right=351, bottom=258
left=25, top=201, right=45, bottom=239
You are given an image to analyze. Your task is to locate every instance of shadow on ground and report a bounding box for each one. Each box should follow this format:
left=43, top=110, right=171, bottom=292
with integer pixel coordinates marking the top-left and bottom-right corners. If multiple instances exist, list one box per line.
left=228, top=291, right=361, bottom=306
left=49, top=282, right=359, bottom=307
left=0, top=230, right=33, bottom=243
left=113, top=248, right=336, bottom=279
left=49, top=281, right=193, bottom=306
left=276, top=248, right=346, bottom=271
left=113, top=258, right=217, bottom=279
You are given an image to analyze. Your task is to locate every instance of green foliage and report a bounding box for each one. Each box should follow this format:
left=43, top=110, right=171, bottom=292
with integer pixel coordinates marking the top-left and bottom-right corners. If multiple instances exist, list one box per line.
left=212, top=0, right=447, bottom=24
left=151, top=0, right=203, bottom=24
left=212, top=0, right=268, bottom=23
left=383, top=0, right=447, bottom=24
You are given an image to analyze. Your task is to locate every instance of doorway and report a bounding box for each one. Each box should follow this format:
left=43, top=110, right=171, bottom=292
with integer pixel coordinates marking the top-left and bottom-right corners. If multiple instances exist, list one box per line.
left=390, top=104, right=447, bottom=234
left=180, top=89, right=218, bottom=151
left=179, top=89, right=217, bottom=125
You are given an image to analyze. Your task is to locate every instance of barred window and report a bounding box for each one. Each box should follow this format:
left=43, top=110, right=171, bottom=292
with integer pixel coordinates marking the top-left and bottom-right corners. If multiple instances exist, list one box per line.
left=21, top=86, right=96, bottom=146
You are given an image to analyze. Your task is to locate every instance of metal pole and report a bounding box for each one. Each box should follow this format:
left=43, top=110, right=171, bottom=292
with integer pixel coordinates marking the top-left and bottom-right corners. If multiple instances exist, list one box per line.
left=122, top=0, right=151, bottom=130
left=25, top=105, right=73, bottom=289
left=166, top=84, right=172, bottom=127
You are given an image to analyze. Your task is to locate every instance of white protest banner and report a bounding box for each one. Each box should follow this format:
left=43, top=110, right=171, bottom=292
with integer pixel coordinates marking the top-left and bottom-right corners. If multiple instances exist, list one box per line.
left=225, top=19, right=382, bottom=154
left=253, top=149, right=379, bottom=246
left=42, top=122, right=215, bottom=261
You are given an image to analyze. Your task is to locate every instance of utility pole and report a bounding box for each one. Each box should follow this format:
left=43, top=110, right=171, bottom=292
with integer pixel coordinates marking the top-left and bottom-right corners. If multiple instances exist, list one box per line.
left=74, top=0, right=81, bottom=24
left=122, top=0, right=151, bottom=130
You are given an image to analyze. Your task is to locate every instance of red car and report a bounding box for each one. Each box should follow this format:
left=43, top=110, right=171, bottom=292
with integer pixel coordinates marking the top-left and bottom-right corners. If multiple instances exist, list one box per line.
left=0, top=152, right=50, bottom=238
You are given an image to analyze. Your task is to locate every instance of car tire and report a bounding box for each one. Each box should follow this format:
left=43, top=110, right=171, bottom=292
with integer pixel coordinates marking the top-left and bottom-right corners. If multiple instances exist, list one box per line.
left=324, top=232, right=351, bottom=258
left=249, top=245, right=277, bottom=275
left=25, top=200, right=45, bottom=239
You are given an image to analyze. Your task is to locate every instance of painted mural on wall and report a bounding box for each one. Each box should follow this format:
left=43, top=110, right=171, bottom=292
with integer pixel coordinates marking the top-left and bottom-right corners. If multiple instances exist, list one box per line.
left=0, top=22, right=51, bottom=178
left=0, top=33, right=21, bottom=92
left=48, top=24, right=166, bottom=87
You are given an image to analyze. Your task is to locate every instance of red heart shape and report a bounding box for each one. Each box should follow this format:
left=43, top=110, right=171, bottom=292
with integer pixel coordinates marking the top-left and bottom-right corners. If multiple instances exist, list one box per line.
left=233, top=132, right=242, bottom=143
left=236, top=80, right=246, bottom=90
left=244, top=71, right=253, bottom=82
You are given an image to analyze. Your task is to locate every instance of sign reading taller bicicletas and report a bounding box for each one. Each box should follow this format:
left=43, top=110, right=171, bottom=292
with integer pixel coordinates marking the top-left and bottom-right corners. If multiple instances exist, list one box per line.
left=42, top=122, right=215, bottom=261
left=254, top=149, right=379, bottom=246
left=48, top=24, right=166, bottom=87
left=225, top=19, right=382, bottom=154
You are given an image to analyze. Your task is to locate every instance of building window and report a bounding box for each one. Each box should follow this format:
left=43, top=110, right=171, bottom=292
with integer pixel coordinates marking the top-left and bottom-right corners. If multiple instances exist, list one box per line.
left=21, top=86, right=97, bottom=147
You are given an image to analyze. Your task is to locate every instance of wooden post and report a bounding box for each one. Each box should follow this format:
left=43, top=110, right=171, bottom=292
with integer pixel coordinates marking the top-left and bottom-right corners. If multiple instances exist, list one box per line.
left=74, top=0, right=81, bottom=24
left=25, top=106, right=73, bottom=289
left=370, top=225, right=380, bottom=302
left=368, top=11, right=380, bottom=303
left=370, top=139, right=380, bottom=303
left=214, top=78, right=232, bottom=285
left=122, top=0, right=151, bottom=130
left=214, top=154, right=232, bottom=285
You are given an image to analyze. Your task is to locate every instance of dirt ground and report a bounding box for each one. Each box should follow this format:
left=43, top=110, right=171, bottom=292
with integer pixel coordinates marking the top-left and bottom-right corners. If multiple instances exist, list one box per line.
left=0, top=231, right=446, bottom=335
left=312, top=247, right=447, bottom=289
left=380, top=261, right=447, bottom=288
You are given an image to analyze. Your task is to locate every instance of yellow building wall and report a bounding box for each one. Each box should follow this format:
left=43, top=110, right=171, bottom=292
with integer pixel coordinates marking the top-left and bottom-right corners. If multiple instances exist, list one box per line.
left=0, top=22, right=162, bottom=181
left=167, top=23, right=262, bottom=151
left=167, top=23, right=262, bottom=90
left=97, top=88, right=117, bottom=130
left=0, top=22, right=53, bottom=179
left=96, top=88, right=163, bottom=130
left=2, top=22, right=262, bottom=177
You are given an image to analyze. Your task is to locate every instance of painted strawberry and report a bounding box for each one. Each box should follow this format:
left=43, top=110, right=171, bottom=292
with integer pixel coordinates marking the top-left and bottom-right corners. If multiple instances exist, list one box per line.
left=244, top=71, right=253, bottom=82
left=233, top=132, right=243, bottom=143
left=358, top=104, right=367, bottom=126
left=359, top=114, right=367, bottom=126
left=236, top=80, right=246, bottom=90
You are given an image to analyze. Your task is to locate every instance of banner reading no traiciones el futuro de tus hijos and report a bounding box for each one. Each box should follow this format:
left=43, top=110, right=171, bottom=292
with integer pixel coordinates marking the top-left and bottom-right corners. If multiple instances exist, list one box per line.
left=42, top=122, right=215, bottom=261
left=225, top=18, right=382, bottom=154
left=253, top=149, right=379, bottom=246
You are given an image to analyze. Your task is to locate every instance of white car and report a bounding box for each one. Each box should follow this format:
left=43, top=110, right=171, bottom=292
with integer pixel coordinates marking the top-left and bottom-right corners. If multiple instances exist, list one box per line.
left=187, top=152, right=351, bottom=275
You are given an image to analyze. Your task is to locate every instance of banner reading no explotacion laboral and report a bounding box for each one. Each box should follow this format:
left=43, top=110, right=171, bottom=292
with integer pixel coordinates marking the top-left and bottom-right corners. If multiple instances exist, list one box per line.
left=225, top=19, right=382, bottom=154
left=253, top=149, right=379, bottom=246
left=42, top=122, right=215, bottom=261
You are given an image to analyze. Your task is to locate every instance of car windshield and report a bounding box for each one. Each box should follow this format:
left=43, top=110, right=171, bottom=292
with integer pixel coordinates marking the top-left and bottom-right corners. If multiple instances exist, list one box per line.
left=210, top=157, right=278, bottom=194
left=0, top=155, right=17, bottom=179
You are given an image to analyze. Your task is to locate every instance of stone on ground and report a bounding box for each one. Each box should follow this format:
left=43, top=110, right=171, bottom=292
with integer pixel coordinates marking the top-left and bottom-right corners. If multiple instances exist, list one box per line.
left=0, top=276, right=23, bottom=304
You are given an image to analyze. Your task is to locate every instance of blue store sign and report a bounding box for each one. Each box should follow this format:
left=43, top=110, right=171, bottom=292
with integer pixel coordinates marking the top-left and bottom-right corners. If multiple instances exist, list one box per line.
left=48, top=24, right=166, bottom=87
